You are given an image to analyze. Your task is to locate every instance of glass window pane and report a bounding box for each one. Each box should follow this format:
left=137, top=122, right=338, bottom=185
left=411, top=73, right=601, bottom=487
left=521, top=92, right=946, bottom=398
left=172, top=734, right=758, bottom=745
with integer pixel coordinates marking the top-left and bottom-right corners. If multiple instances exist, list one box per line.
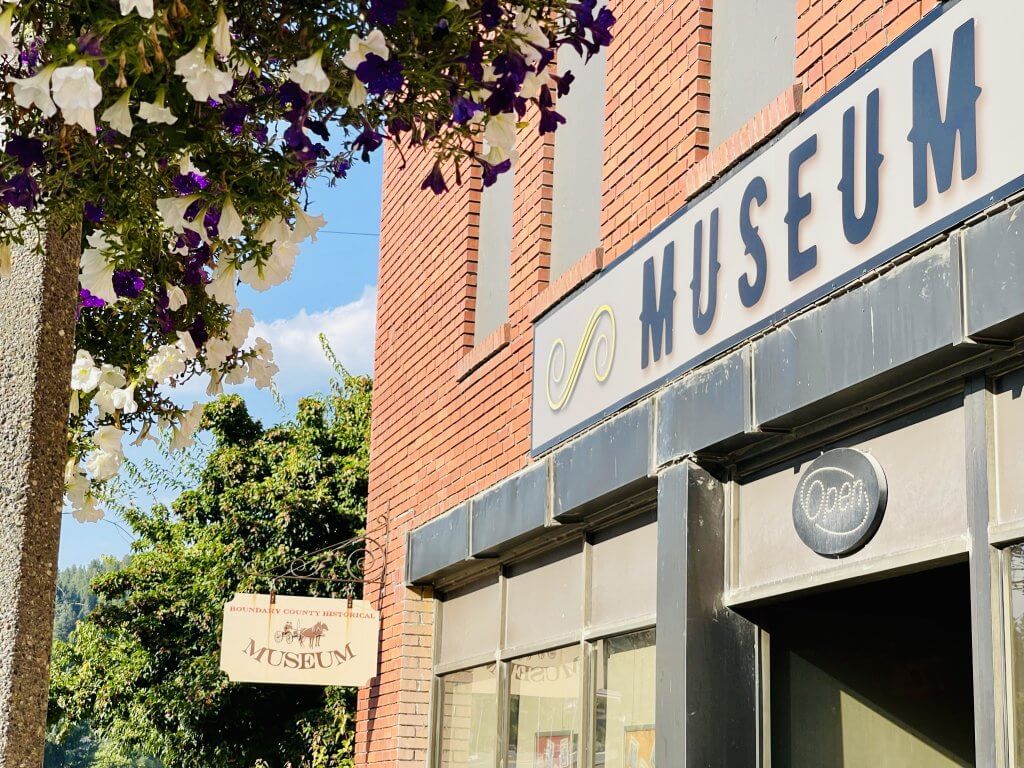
left=507, top=646, right=582, bottom=768
left=593, top=630, right=656, bottom=768
left=1009, top=545, right=1024, bottom=765
left=439, top=665, right=499, bottom=768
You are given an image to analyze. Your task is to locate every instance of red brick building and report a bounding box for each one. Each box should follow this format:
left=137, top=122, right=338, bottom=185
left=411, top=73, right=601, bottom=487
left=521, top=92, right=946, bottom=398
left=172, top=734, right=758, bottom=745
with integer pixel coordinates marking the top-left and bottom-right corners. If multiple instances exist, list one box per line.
left=358, top=0, right=1024, bottom=765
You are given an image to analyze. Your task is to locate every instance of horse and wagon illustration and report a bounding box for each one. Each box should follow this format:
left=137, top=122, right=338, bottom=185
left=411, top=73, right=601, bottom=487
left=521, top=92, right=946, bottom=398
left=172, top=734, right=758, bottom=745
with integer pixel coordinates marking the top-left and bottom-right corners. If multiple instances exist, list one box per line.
left=274, top=620, right=329, bottom=647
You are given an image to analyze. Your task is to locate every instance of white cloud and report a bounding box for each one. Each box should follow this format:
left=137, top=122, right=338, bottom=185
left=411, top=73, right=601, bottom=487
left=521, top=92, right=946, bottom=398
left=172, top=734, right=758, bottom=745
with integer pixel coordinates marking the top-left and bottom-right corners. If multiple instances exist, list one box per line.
left=252, top=285, right=377, bottom=393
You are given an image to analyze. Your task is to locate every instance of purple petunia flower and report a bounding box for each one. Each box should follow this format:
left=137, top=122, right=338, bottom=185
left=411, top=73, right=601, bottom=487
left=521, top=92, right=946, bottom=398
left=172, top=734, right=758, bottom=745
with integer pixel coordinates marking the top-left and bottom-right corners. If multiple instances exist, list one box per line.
left=353, top=127, right=383, bottom=163
left=5, top=136, right=44, bottom=169
left=112, top=270, right=145, bottom=299
left=481, top=0, right=502, bottom=28
left=19, top=41, right=41, bottom=73
left=464, top=41, right=485, bottom=83
left=222, top=104, right=251, bottom=135
left=204, top=207, right=222, bottom=239
left=366, top=0, right=407, bottom=26
left=453, top=97, right=482, bottom=125
left=183, top=250, right=210, bottom=286
left=0, top=173, right=40, bottom=209
left=481, top=159, right=512, bottom=188
left=421, top=164, right=448, bottom=195
left=356, top=54, right=404, bottom=96
left=172, top=172, right=210, bottom=196
left=79, top=288, right=106, bottom=309
left=188, top=314, right=208, bottom=347
left=84, top=201, right=105, bottom=223
left=77, top=31, right=103, bottom=57
left=332, top=158, right=351, bottom=179
left=553, top=71, right=575, bottom=98
left=539, top=109, right=567, bottom=134
left=592, top=8, right=616, bottom=46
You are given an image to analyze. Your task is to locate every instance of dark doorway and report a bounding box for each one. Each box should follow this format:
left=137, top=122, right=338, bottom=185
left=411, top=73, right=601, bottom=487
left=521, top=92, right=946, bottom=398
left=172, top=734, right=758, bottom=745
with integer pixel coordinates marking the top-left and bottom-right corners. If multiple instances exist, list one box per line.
left=753, top=564, right=975, bottom=767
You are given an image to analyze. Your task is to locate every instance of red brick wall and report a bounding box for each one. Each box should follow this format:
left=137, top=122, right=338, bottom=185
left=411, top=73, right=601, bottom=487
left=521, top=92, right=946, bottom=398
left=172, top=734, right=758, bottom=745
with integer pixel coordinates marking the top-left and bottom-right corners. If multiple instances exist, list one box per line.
left=357, top=1, right=941, bottom=765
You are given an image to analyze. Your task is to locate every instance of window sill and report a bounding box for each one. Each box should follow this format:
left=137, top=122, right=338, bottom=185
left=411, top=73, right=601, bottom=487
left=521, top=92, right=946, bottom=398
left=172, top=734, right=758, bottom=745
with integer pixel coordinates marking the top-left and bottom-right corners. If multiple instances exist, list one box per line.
left=684, top=82, right=804, bottom=201
left=529, top=247, right=607, bottom=322
left=455, top=323, right=511, bottom=382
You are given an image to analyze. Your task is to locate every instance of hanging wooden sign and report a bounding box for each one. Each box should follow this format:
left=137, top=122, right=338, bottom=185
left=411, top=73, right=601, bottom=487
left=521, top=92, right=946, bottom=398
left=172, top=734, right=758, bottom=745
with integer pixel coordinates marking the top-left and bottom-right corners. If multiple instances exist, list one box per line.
left=219, top=593, right=380, bottom=687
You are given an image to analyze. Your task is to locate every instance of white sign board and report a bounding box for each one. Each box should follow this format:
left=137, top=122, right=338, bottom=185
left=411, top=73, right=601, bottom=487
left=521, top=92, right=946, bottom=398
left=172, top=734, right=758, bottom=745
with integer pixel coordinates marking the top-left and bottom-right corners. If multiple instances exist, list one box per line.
left=219, top=593, right=379, bottom=687
left=532, top=0, right=1024, bottom=452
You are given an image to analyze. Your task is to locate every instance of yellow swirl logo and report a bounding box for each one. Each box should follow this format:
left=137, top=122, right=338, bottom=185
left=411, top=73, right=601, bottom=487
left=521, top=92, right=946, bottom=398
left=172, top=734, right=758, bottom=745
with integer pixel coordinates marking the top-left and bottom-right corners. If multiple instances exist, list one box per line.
left=546, top=305, right=616, bottom=412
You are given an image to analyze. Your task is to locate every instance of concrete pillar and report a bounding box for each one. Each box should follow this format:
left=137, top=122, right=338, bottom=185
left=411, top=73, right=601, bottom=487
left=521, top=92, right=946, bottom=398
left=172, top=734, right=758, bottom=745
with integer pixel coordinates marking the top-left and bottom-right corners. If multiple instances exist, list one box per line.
left=0, top=218, right=81, bottom=767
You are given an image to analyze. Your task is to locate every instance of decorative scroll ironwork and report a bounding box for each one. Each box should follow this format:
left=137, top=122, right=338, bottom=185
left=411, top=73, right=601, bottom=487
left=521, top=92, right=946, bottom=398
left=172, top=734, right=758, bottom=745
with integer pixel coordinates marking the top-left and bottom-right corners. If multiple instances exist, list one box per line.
left=258, top=513, right=390, bottom=603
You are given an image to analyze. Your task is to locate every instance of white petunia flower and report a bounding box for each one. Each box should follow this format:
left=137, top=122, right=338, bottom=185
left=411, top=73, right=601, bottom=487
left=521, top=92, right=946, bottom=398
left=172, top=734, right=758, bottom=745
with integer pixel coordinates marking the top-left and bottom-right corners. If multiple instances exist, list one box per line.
left=169, top=402, right=205, bottom=451
left=72, top=494, right=105, bottom=523
left=520, top=71, right=542, bottom=100
left=79, top=241, right=118, bottom=305
left=342, top=30, right=389, bottom=70
left=287, top=50, right=329, bottom=93
left=145, top=343, right=187, bottom=383
left=156, top=195, right=199, bottom=232
left=0, top=5, right=16, bottom=61
left=165, top=283, right=187, bottom=311
left=100, top=90, right=134, bottom=136
left=482, top=111, right=519, bottom=165
left=138, top=91, right=177, bottom=125
left=110, top=383, right=138, bottom=415
left=175, top=41, right=234, bottom=102
left=513, top=9, right=549, bottom=66
left=93, top=424, right=126, bottom=455
left=85, top=425, right=125, bottom=481
left=9, top=65, right=57, bottom=117
left=52, top=62, right=103, bottom=133
left=70, top=350, right=102, bottom=393
left=204, top=337, right=233, bottom=368
left=64, top=461, right=90, bottom=508
left=348, top=79, right=367, bottom=108
left=246, top=337, right=279, bottom=389
left=178, top=151, right=200, bottom=176
left=218, top=197, right=244, bottom=240
left=226, top=364, right=247, bottom=385
left=119, top=0, right=154, bottom=18
left=99, top=363, right=127, bottom=390
left=239, top=240, right=297, bottom=291
left=255, top=216, right=292, bottom=245
left=227, top=307, right=255, bottom=348
left=176, top=330, right=198, bottom=359
left=293, top=206, right=326, bottom=243
left=206, top=371, right=224, bottom=396
left=213, top=6, right=232, bottom=58
left=206, top=261, right=238, bottom=308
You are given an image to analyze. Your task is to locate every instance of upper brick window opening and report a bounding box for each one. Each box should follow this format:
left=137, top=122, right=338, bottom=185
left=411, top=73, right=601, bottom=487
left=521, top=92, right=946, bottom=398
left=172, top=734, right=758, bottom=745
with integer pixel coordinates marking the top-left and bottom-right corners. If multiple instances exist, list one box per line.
left=474, top=164, right=514, bottom=344
left=710, top=0, right=797, bottom=147
left=549, top=33, right=608, bottom=281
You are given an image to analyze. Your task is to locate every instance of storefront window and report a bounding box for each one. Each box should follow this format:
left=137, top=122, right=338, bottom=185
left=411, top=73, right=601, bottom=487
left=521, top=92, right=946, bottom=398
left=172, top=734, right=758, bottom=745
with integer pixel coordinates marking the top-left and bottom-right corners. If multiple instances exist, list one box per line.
left=593, top=630, right=656, bottom=768
left=1009, top=544, right=1024, bottom=765
left=439, top=665, right=499, bottom=768
left=507, top=646, right=582, bottom=768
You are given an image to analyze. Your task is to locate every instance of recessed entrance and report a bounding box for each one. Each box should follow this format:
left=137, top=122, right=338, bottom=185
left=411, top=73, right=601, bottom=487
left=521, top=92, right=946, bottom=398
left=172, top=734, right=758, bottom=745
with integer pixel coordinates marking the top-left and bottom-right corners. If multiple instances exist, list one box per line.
left=754, top=564, right=976, bottom=767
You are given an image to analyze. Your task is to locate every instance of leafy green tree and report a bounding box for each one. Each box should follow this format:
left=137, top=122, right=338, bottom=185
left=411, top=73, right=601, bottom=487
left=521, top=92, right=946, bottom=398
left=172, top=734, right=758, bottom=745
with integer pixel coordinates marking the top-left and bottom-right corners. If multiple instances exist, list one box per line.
left=49, top=372, right=372, bottom=768
left=53, top=557, right=128, bottom=644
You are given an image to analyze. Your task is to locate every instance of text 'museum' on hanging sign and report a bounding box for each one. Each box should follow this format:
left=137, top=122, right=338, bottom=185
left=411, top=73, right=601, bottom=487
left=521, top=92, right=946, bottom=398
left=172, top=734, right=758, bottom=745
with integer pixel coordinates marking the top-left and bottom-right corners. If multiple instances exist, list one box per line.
left=219, top=593, right=380, bottom=686
left=532, top=0, right=1022, bottom=454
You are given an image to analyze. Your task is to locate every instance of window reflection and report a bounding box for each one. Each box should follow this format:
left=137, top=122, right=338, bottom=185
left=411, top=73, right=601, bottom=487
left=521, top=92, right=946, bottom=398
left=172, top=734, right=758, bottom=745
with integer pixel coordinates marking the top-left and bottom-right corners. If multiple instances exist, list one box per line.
left=593, top=630, right=656, bottom=768
left=1010, top=545, right=1024, bottom=765
left=439, top=665, right=499, bottom=768
left=507, top=646, right=582, bottom=768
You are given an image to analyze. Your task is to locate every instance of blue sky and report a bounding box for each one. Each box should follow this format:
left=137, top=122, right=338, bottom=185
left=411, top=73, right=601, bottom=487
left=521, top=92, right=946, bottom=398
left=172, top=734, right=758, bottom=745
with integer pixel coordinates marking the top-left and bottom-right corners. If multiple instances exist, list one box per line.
left=58, top=155, right=384, bottom=568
